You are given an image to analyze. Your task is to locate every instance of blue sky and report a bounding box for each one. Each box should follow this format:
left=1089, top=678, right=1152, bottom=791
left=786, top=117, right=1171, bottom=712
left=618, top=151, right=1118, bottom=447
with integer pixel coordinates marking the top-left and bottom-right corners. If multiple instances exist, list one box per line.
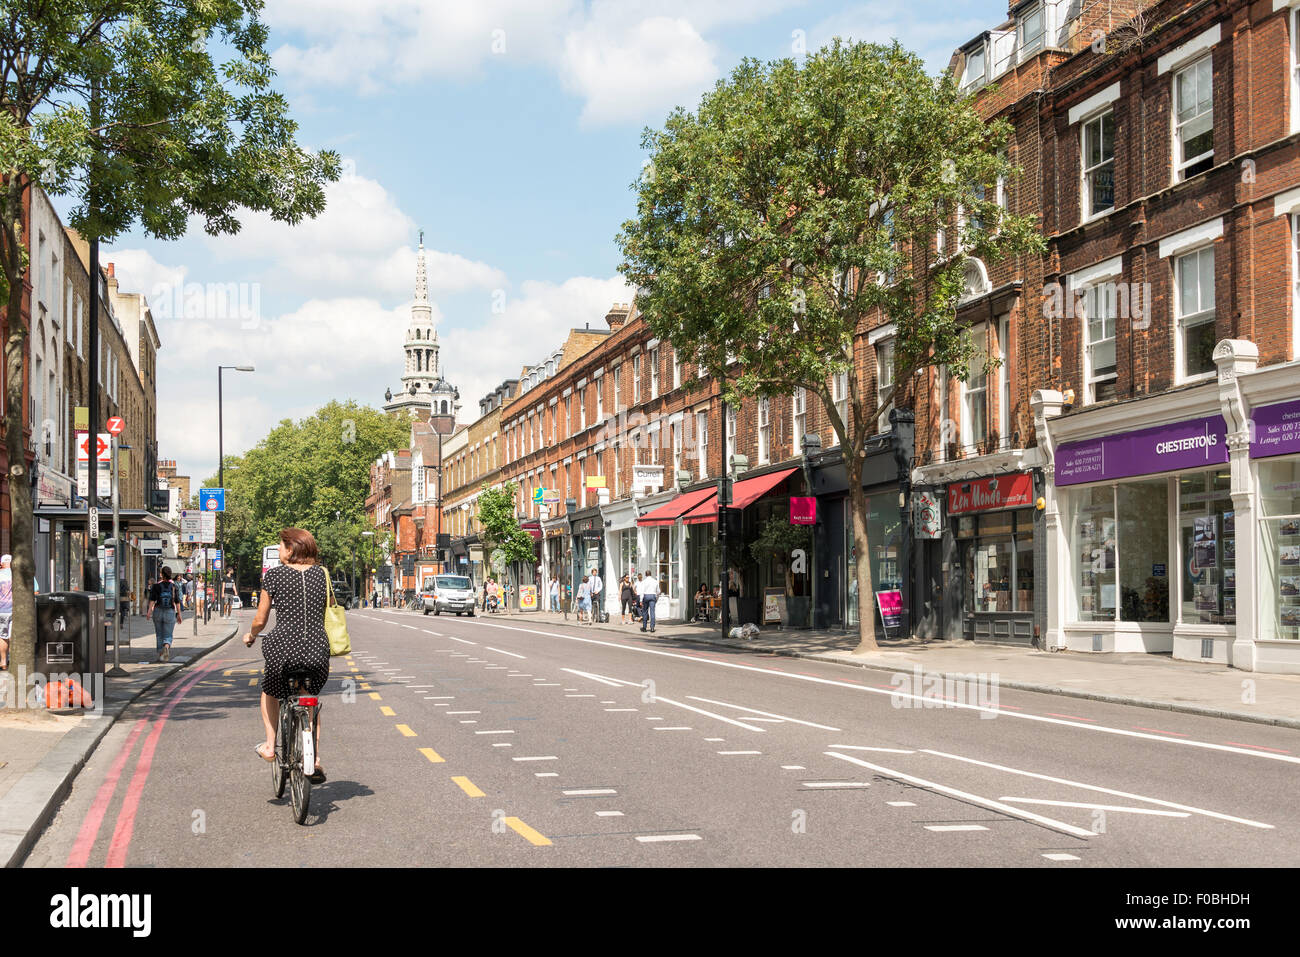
left=96, top=0, right=1006, bottom=484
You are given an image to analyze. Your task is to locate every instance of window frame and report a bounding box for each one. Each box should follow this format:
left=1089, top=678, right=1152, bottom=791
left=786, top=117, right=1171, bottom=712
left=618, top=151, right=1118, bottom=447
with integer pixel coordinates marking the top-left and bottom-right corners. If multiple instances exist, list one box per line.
left=1080, top=282, right=1119, bottom=404
left=876, top=338, right=895, bottom=433
left=757, top=398, right=771, bottom=465
left=1173, top=244, right=1217, bottom=383
left=1017, top=2, right=1045, bottom=61
left=696, top=409, right=708, bottom=480
left=1173, top=55, right=1215, bottom=182
left=831, top=372, right=848, bottom=445
left=792, top=387, right=807, bottom=447
left=1081, top=109, right=1116, bottom=221
left=961, top=324, right=989, bottom=451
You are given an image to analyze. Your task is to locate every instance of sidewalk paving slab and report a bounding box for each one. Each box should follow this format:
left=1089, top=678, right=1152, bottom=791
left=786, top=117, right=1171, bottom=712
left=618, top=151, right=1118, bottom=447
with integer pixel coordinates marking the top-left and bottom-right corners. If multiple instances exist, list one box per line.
left=469, top=608, right=1300, bottom=730
left=0, top=613, right=240, bottom=868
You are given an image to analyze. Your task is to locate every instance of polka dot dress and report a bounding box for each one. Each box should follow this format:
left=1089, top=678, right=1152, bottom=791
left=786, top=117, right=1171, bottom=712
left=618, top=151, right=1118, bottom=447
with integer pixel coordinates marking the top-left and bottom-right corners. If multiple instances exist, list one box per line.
left=260, top=564, right=331, bottom=700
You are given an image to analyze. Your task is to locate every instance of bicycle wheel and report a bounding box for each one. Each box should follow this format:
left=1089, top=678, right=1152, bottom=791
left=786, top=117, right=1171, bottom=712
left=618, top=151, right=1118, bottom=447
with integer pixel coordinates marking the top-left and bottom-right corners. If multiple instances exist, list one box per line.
left=288, top=708, right=312, bottom=824
left=271, top=705, right=288, bottom=798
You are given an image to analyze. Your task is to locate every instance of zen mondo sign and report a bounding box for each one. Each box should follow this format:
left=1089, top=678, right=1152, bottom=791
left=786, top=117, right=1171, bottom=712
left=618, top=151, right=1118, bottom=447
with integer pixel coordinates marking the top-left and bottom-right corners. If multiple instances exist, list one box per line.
left=1055, top=414, right=1229, bottom=487
left=947, top=473, right=1034, bottom=515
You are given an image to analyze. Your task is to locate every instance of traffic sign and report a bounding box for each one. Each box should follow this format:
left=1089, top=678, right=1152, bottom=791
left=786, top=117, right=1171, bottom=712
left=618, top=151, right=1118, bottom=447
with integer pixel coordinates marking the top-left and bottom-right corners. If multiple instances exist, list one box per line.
left=77, top=432, right=111, bottom=463
left=199, top=488, right=226, bottom=512
left=106, top=416, right=125, bottom=436
left=180, top=509, right=216, bottom=543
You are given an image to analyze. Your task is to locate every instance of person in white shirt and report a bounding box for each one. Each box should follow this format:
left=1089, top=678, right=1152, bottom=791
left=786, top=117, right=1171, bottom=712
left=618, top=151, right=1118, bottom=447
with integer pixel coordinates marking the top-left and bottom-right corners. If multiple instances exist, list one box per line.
left=589, top=568, right=603, bottom=622
left=638, top=569, right=660, bottom=633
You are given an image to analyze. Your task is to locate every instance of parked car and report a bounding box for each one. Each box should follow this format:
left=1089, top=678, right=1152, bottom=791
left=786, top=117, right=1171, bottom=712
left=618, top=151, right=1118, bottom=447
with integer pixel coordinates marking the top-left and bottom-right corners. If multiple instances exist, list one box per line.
left=424, top=575, right=476, bottom=616
left=331, top=579, right=354, bottom=608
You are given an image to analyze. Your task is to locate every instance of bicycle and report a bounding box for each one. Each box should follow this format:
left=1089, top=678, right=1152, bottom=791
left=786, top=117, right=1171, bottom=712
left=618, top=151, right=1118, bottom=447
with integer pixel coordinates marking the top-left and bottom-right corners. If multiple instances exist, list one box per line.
left=271, top=667, right=320, bottom=824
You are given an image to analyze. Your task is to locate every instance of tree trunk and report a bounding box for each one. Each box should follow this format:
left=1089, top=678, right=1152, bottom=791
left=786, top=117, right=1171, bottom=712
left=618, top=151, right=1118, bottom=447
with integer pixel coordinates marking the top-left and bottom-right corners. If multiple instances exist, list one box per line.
left=847, top=450, right=879, bottom=653
left=3, top=199, right=37, bottom=710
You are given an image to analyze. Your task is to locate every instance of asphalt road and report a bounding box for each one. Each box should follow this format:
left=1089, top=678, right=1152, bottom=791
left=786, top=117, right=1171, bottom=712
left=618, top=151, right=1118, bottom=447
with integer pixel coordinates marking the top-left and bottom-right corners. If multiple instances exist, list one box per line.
left=24, top=606, right=1300, bottom=867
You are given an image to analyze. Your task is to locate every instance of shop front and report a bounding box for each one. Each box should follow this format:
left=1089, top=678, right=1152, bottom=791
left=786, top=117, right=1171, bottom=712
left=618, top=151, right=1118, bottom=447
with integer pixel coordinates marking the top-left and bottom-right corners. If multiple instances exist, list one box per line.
left=948, top=472, right=1038, bottom=644
left=569, top=508, right=605, bottom=608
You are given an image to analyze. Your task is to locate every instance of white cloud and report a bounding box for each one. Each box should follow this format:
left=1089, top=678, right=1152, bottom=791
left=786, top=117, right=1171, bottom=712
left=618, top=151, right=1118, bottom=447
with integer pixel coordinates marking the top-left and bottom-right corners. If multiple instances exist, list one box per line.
left=441, top=274, right=633, bottom=416
left=103, top=249, right=187, bottom=303
left=806, top=4, right=993, bottom=73
left=560, top=16, right=719, bottom=127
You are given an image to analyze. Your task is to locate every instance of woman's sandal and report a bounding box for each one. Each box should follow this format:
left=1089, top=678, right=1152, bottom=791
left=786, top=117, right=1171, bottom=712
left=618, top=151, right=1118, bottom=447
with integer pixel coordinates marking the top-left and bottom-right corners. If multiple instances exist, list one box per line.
left=309, top=765, right=326, bottom=784
left=254, top=743, right=274, bottom=762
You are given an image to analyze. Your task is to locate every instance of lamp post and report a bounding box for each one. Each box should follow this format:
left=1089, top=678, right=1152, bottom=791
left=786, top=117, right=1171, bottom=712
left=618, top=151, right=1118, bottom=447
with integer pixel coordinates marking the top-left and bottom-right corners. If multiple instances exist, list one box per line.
left=217, top=365, right=254, bottom=619
left=801, top=432, right=822, bottom=629
left=362, top=530, right=375, bottom=605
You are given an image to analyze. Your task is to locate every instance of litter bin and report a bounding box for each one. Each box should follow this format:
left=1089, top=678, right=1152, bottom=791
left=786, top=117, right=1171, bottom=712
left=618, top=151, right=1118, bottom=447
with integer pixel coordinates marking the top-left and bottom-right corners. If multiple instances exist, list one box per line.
left=35, top=592, right=105, bottom=707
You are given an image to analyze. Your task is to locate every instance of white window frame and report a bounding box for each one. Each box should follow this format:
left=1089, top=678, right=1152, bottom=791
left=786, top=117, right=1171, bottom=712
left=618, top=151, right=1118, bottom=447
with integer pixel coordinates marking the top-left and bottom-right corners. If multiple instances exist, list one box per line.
left=757, top=398, right=771, bottom=465
left=961, top=42, right=986, bottom=90
left=792, top=387, right=807, bottom=447
left=1174, top=244, right=1217, bottom=383
left=632, top=354, right=641, bottom=404
left=650, top=347, right=660, bottom=399
left=936, top=365, right=950, bottom=462
left=1173, top=55, right=1214, bottom=182
left=1080, top=283, right=1118, bottom=404
left=696, top=409, right=709, bottom=480
left=997, top=314, right=1010, bottom=449
left=961, top=324, right=989, bottom=451
left=725, top=405, right=737, bottom=468
left=831, top=372, right=848, bottom=444
left=672, top=349, right=681, bottom=390
left=613, top=363, right=623, bottom=412
left=1017, top=2, right=1045, bottom=62
left=671, top=419, right=683, bottom=476
left=876, top=338, right=895, bottom=433
left=1081, top=109, right=1116, bottom=221
left=595, top=374, right=604, bottom=422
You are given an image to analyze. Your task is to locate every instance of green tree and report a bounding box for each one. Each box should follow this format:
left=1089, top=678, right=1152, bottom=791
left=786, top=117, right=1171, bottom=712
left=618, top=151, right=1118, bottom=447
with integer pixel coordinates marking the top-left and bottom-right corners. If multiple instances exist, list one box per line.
left=476, top=483, right=536, bottom=569
left=201, top=401, right=408, bottom=587
left=618, top=40, right=1043, bottom=651
left=1, top=2, right=339, bottom=692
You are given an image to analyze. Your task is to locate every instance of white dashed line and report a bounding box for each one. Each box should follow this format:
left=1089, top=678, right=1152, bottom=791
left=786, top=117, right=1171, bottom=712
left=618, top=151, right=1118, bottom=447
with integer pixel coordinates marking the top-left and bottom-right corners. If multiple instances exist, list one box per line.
left=595, top=811, right=624, bottom=817
left=653, top=726, right=693, bottom=731
left=513, top=756, right=558, bottom=762
left=644, top=716, right=663, bottom=721
left=886, top=801, right=916, bottom=807
left=1043, top=853, right=1081, bottom=862
left=563, top=789, right=617, bottom=796
left=635, top=834, right=701, bottom=843
left=475, top=730, right=515, bottom=735
left=717, top=751, right=761, bottom=756
left=1000, top=798, right=1190, bottom=818
left=445, top=636, right=478, bottom=646
left=535, top=772, right=559, bottom=777
left=447, top=711, right=481, bottom=715
left=828, top=745, right=916, bottom=754
left=801, top=782, right=872, bottom=789
left=925, top=825, right=988, bottom=832
left=459, top=720, right=477, bottom=724
left=484, top=646, right=527, bottom=659
left=604, top=708, right=637, bottom=712
left=781, top=766, right=805, bottom=770
left=492, top=743, right=513, bottom=747
left=704, top=738, right=724, bottom=742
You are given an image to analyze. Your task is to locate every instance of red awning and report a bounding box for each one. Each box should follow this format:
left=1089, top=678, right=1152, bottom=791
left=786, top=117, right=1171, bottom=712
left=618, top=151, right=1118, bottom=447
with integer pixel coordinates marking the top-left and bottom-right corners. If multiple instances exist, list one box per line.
left=682, top=467, right=799, bottom=524
left=636, top=485, right=718, bottom=526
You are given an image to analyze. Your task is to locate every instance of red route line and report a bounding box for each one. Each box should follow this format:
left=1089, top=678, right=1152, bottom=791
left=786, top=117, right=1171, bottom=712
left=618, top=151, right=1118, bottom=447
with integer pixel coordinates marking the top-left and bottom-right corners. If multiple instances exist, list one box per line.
left=66, top=665, right=217, bottom=868
left=103, top=661, right=221, bottom=868
left=1224, top=741, right=1292, bottom=754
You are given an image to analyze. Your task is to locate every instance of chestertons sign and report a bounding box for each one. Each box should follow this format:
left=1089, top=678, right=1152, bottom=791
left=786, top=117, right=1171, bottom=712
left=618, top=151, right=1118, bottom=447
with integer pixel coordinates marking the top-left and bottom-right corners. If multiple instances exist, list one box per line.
left=947, top=473, right=1034, bottom=515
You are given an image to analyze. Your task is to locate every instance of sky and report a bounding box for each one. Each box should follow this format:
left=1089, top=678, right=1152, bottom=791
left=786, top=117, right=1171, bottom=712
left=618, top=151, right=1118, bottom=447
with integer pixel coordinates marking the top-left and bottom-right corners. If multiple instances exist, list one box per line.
left=88, top=0, right=1007, bottom=485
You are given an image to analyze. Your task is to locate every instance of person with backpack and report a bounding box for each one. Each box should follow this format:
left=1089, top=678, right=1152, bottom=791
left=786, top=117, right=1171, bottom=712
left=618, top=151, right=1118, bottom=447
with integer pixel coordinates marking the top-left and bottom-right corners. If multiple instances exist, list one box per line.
left=147, top=567, right=184, bottom=662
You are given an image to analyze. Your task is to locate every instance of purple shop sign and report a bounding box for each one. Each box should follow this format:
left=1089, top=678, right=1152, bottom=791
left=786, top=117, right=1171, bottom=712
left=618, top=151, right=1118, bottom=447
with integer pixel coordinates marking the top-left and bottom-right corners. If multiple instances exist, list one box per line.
left=1055, top=414, right=1228, bottom=486
left=1250, top=398, right=1300, bottom=459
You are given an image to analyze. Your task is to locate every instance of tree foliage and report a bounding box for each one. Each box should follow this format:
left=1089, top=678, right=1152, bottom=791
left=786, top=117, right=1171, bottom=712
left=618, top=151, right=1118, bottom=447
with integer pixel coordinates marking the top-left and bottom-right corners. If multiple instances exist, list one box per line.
left=1, top=1, right=339, bottom=694
left=476, top=483, right=537, bottom=569
left=201, top=401, right=408, bottom=586
left=617, top=40, right=1044, bottom=649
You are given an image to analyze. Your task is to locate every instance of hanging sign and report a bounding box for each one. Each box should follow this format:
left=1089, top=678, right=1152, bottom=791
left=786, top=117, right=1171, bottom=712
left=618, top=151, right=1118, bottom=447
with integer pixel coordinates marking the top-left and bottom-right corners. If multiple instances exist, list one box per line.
left=789, top=497, right=817, bottom=525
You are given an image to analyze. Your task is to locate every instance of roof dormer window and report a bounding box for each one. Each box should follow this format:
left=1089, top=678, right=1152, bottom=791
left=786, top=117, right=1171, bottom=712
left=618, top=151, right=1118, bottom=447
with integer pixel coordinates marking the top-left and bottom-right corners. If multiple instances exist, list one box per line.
left=961, top=42, right=987, bottom=90
left=1018, top=2, right=1045, bottom=61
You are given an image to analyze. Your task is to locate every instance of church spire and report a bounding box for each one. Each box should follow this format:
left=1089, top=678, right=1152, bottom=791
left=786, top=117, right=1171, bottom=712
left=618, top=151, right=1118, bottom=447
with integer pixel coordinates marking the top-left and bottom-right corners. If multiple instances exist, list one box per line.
left=414, top=230, right=429, bottom=305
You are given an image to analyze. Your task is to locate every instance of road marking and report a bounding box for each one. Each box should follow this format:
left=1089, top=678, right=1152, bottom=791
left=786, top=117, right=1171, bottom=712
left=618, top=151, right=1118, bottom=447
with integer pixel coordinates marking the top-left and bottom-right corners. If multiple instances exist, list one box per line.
left=561, top=668, right=625, bottom=688
left=361, top=683, right=373, bottom=690
left=644, top=716, right=663, bottom=721
left=925, top=825, right=988, bottom=832
left=604, top=708, right=638, bottom=712
left=535, top=772, right=558, bottom=777
left=534, top=683, right=561, bottom=687
left=1224, top=741, right=1292, bottom=754
left=475, top=729, right=515, bottom=735
left=396, top=724, right=417, bottom=737
left=402, top=625, right=419, bottom=630
left=464, top=619, right=1300, bottom=766
left=653, top=726, right=693, bottom=731
left=922, top=749, right=1274, bottom=830
left=563, top=788, right=617, bottom=796
left=419, top=747, right=445, bottom=763
left=564, top=669, right=770, bottom=731
left=434, top=703, right=449, bottom=707
left=704, top=737, right=724, bottom=742
left=635, top=834, right=701, bottom=843
left=600, top=700, right=617, bottom=704
left=493, top=743, right=513, bottom=747
left=596, top=811, right=624, bottom=817
left=801, top=782, right=872, bottom=789
left=505, top=817, right=552, bottom=846
left=485, top=646, right=527, bottom=659
left=422, top=631, right=443, bottom=636
left=408, top=685, right=436, bottom=688
left=485, top=666, right=509, bottom=670
left=447, top=710, right=481, bottom=715
left=452, top=776, right=485, bottom=797
left=426, top=696, right=455, bottom=700
left=248, top=678, right=258, bottom=686
left=380, top=706, right=395, bottom=715
left=513, top=755, right=558, bottom=762
left=507, top=674, right=534, bottom=677
left=687, top=695, right=841, bottom=732
left=565, top=693, right=595, bottom=698
left=886, top=801, right=916, bottom=807
left=781, top=765, right=805, bottom=770
left=999, top=798, right=1190, bottom=817
left=1043, top=853, right=1081, bottom=861
left=827, top=745, right=916, bottom=754
left=445, top=636, right=477, bottom=645
left=717, top=750, right=761, bottom=755
left=825, top=752, right=1095, bottom=839
left=1046, top=713, right=1096, bottom=722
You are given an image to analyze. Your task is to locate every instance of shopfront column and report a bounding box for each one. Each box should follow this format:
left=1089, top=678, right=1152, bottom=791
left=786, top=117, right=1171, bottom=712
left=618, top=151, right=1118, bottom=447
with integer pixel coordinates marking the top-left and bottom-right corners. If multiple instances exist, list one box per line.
left=1031, top=390, right=1068, bottom=650
left=1214, top=341, right=1260, bottom=670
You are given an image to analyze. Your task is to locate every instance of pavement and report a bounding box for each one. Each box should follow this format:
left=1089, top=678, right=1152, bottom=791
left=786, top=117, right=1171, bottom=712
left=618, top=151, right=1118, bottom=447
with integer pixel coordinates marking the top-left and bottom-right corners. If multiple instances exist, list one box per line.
left=475, top=607, right=1300, bottom=729
left=0, top=610, right=239, bottom=868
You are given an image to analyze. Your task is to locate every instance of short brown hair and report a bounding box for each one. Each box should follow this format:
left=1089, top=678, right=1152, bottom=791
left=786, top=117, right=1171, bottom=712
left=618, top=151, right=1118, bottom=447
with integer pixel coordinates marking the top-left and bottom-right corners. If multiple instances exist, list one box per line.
left=280, top=527, right=319, bottom=564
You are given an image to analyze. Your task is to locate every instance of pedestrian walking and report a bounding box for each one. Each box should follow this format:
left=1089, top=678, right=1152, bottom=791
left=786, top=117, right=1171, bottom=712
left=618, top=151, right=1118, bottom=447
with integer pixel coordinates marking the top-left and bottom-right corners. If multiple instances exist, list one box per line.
left=620, top=574, right=636, bottom=625
left=638, top=570, right=660, bottom=633
left=222, top=570, right=238, bottom=617
left=576, top=575, right=592, bottom=624
left=244, top=527, right=331, bottom=784
left=147, top=567, right=184, bottom=661
left=589, top=567, right=603, bottom=622
left=549, top=577, right=560, bottom=612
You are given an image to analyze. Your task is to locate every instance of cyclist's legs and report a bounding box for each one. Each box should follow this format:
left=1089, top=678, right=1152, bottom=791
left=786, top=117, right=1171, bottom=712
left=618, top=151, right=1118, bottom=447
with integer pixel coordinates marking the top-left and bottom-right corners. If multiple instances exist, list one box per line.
left=260, top=692, right=279, bottom=751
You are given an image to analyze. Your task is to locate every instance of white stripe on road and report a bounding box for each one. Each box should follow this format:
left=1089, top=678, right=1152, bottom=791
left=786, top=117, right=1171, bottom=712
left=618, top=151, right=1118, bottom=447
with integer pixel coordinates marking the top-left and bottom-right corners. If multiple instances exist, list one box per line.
left=462, top=619, right=1300, bottom=767
left=1000, top=798, right=1190, bottom=818
left=604, top=708, right=637, bottom=712
left=922, top=750, right=1273, bottom=829
left=492, top=743, right=513, bottom=747
left=596, top=811, right=624, bottom=817
left=447, top=711, right=480, bottom=715
left=513, top=756, right=558, bottom=762
left=485, top=646, right=527, bottom=659
left=828, top=745, right=916, bottom=754
left=825, top=752, right=1093, bottom=839
left=535, top=772, right=558, bottom=777
left=565, top=694, right=596, bottom=698
left=561, top=668, right=625, bottom=688
left=475, top=730, right=515, bottom=735
left=561, top=669, right=770, bottom=733
left=687, top=695, right=841, bottom=732
left=445, top=636, right=477, bottom=645
left=422, top=631, right=443, bottom=636
left=925, top=825, right=988, bottom=832
left=653, top=726, right=693, bottom=731
left=886, top=801, right=916, bottom=807
left=563, top=789, right=617, bottom=796
left=801, top=782, right=872, bottom=789
left=636, top=834, right=701, bottom=843
left=1043, top=853, right=1081, bottom=861
left=781, top=765, right=805, bottom=770
left=717, top=750, right=761, bottom=755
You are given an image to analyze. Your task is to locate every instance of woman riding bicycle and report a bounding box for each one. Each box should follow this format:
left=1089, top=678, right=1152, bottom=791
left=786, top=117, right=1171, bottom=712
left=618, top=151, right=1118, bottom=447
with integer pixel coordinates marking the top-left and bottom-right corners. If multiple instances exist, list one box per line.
left=244, top=527, right=331, bottom=783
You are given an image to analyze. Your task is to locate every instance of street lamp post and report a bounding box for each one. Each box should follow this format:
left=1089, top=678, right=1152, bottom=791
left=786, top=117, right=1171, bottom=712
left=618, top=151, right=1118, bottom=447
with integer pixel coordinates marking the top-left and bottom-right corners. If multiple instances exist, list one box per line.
left=218, top=365, right=254, bottom=620
left=801, top=433, right=822, bottom=630
left=362, top=530, right=375, bottom=605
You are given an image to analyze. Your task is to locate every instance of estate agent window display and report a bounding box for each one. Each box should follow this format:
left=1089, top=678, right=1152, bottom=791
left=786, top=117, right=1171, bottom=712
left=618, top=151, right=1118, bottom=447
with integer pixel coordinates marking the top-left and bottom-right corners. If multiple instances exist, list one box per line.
left=1258, top=457, right=1300, bottom=642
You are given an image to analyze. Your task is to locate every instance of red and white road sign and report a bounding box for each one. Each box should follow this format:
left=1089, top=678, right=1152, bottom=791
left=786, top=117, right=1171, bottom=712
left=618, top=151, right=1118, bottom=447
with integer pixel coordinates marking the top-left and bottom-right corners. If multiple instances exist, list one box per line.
left=77, top=432, right=111, bottom=462
left=106, top=416, right=125, bottom=435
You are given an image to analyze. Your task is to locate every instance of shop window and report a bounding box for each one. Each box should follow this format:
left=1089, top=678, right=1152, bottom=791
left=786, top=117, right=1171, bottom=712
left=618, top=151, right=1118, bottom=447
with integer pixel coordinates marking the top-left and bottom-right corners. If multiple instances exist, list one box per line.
left=1178, top=470, right=1234, bottom=625
left=960, top=510, right=1034, bottom=615
left=1258, top=458, right=1300, bottom=641
left=1070, top=480, right=1170, bottom=623
left=1174, top=56, right=1214, bottom=180
left=1081, top=110, right=1115, bottom=219
left=1072, top=485, right=1118, bottom=622
left=1175, top=246, right=1216, bottom=380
